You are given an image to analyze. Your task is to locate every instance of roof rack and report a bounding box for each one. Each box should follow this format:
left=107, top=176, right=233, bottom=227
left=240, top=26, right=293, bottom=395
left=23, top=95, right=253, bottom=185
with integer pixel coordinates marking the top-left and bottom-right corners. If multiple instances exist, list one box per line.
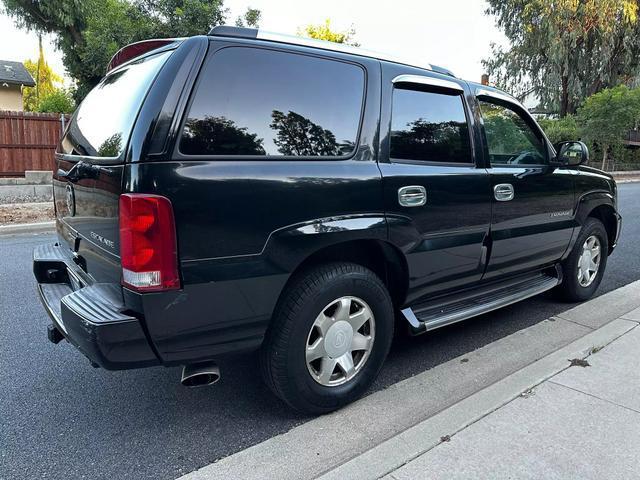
left=208, top=26, right=455, bottom=77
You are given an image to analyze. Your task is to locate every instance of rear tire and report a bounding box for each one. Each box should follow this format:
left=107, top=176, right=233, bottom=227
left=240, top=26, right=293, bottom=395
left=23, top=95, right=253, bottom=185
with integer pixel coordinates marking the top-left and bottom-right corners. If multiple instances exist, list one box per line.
left=260, top=262, right=394, bottom=414
left=557, top=218, right=608, bottom=302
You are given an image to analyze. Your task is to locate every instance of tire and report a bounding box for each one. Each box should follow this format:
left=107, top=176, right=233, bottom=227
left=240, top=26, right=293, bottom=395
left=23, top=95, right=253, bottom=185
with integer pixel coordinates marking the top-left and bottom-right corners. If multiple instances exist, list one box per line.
left=556, top=218, right=608, bottom=302
left=260, top=262, right=394, bottom=414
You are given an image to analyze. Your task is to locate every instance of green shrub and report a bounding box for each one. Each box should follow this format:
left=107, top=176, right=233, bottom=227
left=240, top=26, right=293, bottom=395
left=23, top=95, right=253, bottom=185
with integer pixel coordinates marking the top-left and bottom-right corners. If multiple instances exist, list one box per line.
left=36, top=89, right=75, bottom=114
left=537, top=115, right=579, bottom=145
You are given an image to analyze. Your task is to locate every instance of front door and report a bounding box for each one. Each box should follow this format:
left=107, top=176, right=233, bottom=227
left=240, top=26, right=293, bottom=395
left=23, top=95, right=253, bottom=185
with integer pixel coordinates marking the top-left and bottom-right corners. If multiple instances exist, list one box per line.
left=380, top=66, right=492, bottom=305
left=476, top=92, right=575, bottom=279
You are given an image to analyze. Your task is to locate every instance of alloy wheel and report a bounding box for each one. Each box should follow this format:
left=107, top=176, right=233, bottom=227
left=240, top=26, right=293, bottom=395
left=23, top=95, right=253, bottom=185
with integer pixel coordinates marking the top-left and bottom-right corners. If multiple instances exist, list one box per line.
left=577, top=235, right=601, bottom=287
left=305, top=296, right=375, bottom=387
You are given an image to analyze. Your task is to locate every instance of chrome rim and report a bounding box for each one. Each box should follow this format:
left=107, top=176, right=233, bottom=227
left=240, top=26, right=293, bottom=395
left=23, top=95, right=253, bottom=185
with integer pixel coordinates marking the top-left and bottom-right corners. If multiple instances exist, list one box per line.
left=577, top=235, right=601, bottom=287
left=305, top=296, right=375, bottom=387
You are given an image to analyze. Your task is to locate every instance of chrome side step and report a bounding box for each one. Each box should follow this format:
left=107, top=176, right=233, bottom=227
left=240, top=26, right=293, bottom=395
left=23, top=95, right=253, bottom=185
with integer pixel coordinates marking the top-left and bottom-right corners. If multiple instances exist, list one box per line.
left=402, top=272, right=561, bottom=335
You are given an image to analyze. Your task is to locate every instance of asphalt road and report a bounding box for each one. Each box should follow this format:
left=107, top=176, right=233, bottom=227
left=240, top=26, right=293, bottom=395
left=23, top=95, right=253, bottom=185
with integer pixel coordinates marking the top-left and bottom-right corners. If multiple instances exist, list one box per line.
left=2, top=183, right=639, bottom=480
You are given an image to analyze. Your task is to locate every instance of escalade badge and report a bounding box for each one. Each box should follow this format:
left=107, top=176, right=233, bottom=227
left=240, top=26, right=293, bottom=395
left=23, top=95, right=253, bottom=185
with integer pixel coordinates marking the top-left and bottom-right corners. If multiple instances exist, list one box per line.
left=90, top=231, right=115, bottom=249
left=65, top=184, right=76, bottom=217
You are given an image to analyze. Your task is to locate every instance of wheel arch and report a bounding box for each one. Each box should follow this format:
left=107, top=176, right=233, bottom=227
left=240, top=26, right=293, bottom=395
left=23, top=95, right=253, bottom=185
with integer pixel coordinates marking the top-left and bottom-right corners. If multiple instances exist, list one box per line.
left=573, top=191, right=618, bottom=253
left=272, top=238, right=410, bottom=315
left=585, top=203, right=616, bottom=252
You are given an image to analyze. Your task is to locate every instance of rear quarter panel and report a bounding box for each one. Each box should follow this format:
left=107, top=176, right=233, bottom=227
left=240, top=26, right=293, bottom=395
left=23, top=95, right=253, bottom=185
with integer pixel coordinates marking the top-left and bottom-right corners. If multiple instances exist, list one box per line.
left=125, top=43, right=384, bottom=363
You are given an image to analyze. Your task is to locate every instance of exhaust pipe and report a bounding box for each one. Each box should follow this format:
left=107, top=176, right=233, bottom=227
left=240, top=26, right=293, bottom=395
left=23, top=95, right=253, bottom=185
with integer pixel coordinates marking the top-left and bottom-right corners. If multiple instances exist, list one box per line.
left=181, top=362, right=220, bottom=387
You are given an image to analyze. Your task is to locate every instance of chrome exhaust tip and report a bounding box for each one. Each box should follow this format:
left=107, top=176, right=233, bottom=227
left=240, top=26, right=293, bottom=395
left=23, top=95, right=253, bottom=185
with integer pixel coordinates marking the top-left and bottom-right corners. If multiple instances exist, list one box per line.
left=181, top=362, right=220, bottom=387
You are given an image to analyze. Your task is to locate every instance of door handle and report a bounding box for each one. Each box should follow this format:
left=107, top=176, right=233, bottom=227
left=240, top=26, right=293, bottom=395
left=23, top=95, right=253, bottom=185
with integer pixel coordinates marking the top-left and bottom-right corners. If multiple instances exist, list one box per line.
left=494, top=183, right=514, bottom=201
left=398, top=185, right=427, bottom=207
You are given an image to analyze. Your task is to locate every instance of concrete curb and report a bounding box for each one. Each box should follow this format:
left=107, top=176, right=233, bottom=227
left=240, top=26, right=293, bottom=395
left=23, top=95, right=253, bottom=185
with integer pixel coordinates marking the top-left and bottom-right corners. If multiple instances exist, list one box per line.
left=178, top=280, right=640, bottom=480
left=0, top=221, right=55, bottom=236
left=612, top=171, right=640, bottom=183
left=318, top=318, right=639, bottom=480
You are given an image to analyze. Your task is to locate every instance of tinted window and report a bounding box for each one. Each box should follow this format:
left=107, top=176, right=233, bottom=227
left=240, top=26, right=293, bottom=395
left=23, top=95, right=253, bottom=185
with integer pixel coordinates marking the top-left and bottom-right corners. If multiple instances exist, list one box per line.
left=61, top=50, right=171, bottom=157
left=479, top=99, right=547, bottom=166
left=180, top=47, right=365, bottom=157
left=390, top=88, right=472, bottom=163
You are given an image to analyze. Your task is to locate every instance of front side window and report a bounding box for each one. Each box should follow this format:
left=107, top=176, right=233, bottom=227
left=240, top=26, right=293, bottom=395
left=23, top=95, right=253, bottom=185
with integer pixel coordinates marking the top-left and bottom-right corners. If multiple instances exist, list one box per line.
left=478, top=99, right=547, bottom=166
left=180, top=47, right=365, bottom=157
left=390, top=88, right=472, bottom=163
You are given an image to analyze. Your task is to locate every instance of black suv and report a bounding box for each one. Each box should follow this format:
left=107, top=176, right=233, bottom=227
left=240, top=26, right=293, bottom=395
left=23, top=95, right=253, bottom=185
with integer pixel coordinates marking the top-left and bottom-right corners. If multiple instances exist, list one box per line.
left=34, top=26, right=622, bottom=413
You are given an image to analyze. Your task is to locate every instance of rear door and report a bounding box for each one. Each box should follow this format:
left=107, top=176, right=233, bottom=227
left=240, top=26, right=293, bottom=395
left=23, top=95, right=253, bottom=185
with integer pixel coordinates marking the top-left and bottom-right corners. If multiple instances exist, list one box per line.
left=476, top=91, right=575, bottom=279
left=53, top=49, right=173, bottom=284
left=379, top=64, right=492, bottom=304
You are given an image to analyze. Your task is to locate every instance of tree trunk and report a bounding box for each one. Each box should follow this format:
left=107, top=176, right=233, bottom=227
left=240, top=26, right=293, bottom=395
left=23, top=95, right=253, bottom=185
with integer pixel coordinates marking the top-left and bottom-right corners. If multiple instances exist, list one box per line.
left=601, top=146, right=608, bottom=171
left=560, top=75, right=569, bottom=118
left=67, top=26, right=84, bottom=46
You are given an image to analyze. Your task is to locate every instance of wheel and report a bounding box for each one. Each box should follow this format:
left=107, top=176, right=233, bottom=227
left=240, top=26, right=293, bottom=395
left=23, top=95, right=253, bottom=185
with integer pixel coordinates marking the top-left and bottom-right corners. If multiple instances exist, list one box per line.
left=260, top=262, right=394, bottom=414
left=557, top=218, right=608, bottom=302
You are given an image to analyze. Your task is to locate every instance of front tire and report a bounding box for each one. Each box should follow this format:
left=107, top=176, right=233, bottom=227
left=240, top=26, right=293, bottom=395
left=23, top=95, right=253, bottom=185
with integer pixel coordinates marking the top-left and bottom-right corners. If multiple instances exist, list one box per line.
left=557, top=218, right=608, bottom=302
left=260, top=263, right=394, bottom=414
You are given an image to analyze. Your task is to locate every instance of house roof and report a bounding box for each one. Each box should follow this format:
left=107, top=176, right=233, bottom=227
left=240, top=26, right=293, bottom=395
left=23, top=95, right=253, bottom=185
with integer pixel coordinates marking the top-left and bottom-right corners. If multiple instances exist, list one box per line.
left=0, top=60, right=35, bottom=87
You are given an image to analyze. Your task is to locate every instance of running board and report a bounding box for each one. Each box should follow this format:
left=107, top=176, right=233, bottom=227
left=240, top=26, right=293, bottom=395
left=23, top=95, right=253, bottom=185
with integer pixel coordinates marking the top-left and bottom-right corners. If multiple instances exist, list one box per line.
left=402, top=271, right=561, bottom=335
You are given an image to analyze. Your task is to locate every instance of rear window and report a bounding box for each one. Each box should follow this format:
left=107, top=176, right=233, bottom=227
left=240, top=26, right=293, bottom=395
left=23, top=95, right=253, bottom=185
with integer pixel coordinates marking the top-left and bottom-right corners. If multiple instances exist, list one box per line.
left=61, top=50, right=171, bottom=158
left=179, top=47, right=365, bottom=157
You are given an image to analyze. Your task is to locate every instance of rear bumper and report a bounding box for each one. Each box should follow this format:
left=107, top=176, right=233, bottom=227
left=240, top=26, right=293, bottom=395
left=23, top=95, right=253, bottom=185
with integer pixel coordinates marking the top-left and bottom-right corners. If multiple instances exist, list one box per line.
left=33, top=243, right=160, bottom=370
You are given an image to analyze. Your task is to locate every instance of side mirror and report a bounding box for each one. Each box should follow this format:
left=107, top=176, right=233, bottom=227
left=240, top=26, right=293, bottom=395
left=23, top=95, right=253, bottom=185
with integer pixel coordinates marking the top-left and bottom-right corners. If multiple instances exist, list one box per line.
left=551, top=141, right=589, bottom=167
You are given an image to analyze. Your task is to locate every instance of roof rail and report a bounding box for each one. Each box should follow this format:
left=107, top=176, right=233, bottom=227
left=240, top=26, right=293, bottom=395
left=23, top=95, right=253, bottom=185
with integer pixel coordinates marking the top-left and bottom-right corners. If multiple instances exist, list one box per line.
left=208, top=25, right=455, bottom=77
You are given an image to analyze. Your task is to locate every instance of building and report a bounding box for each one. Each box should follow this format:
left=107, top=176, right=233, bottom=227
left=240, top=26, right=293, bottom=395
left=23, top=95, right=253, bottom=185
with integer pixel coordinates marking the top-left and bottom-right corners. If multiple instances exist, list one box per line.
left=0, top=60, right=35, bottom=111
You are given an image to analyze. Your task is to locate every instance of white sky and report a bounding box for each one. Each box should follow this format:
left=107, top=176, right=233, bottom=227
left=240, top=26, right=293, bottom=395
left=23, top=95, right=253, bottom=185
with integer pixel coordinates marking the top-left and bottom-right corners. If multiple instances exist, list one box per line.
left=0, top=0, right=507, bottom=84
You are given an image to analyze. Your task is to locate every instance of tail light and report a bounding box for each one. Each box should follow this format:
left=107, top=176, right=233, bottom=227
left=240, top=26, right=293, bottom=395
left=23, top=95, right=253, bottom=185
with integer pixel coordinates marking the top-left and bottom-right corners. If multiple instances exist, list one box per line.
left=119, top=194, right=180, bottom=292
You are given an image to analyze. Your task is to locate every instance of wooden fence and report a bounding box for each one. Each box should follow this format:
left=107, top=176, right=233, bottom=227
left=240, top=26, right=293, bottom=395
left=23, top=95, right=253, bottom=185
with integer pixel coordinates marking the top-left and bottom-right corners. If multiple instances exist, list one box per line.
left=0, top=111, right=67, bottom=177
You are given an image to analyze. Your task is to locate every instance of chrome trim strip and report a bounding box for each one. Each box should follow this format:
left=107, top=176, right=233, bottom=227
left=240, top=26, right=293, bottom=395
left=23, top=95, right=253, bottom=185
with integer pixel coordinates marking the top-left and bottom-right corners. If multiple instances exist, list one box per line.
left=256, top=30, right=435, bottom=72
left=392, top=74, right=463, bottom=92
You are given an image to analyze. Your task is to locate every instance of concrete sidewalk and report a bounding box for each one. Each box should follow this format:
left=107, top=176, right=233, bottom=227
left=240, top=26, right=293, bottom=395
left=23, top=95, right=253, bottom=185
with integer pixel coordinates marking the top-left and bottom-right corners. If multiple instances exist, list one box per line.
left=375, top=313, right=640, bottom=479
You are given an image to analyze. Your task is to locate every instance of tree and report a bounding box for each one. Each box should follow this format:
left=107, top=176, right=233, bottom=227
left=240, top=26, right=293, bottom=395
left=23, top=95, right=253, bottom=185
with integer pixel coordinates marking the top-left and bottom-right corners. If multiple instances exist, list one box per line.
left=577, top=85, right=640, bottom=170
left=270, top=110, right=341, bottom=156
left=235, top=7, right=261, bottom=28
left=22, top=38, right=64, bottom=111
left=298, top=19, right=359, bottom=46
left=391, top=118, right=469, bottom=162
left=2, top=0, right=260, bottom=100
left=76, top=0, right=155, bottom=99
left=181, top=116, right=265, bottom=155
left=133, top=0, right=226, bottom=37
left=2, top=0, right=89, bottom=94
left=483, top=0, right=640, bottom=117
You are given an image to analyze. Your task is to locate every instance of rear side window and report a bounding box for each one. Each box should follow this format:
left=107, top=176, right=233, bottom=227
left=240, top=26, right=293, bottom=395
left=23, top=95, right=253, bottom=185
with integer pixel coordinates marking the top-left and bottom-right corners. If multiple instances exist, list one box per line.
left=61, top=50, right=171, bottom=158
left=179, top=47, right=365, bottom=157
left=390, top=88, right=472, bottom=163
